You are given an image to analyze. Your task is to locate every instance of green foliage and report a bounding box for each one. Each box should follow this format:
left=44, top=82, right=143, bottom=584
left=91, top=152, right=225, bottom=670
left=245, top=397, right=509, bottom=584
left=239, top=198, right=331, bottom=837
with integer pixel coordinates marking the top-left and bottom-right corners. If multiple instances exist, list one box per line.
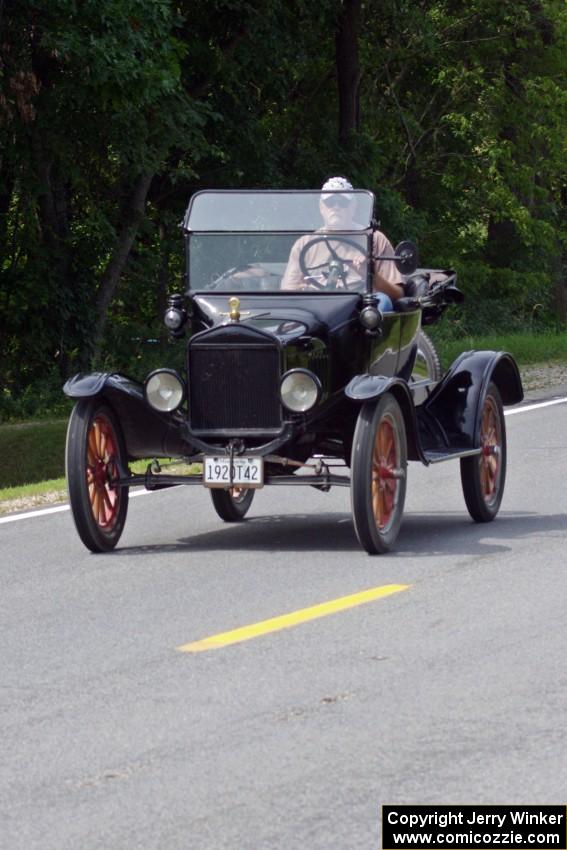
left=0, top=373, right=73, bottom=422
left=0, top=0, right=210, bottom=399
left=0, top=419, right=68, bottom=487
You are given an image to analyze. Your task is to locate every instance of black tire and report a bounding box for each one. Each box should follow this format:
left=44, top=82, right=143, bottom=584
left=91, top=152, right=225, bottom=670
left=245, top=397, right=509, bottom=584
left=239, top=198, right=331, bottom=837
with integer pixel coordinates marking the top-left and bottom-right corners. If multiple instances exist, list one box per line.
left=351, top=393, right=407, bottom=554
left=460, top=382, right=507, bottom=522
left=65, top=399, right=129, bottom=552
left=412, top=331, right=442, bottom=382
left=210, top=487, right=255, bottom=522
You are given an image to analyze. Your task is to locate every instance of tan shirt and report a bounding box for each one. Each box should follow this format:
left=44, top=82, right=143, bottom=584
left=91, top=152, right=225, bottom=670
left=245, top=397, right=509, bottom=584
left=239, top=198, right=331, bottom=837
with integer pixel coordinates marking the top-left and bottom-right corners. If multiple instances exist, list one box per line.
left=281, top=229, right=403, bottom=292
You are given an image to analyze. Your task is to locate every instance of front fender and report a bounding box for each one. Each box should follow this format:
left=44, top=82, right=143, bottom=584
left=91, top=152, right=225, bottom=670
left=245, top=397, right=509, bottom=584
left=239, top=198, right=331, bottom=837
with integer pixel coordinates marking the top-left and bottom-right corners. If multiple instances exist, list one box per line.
left=64, top=371, right=115, bottom=398
left=345, top=373, right=394, bottom=402
left=419, top=350, right=523, bottom=453
left=345, top=374, right=424, bottom=462
left=63, top=372, right=191, bottom=459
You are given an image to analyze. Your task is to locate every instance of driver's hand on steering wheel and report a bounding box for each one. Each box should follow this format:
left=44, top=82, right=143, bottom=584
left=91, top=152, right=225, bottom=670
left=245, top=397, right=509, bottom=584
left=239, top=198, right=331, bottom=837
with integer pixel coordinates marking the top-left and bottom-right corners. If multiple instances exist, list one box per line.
left=300, top=275, right=324, bottom=290
left=351, top=255, right=366, bottom=275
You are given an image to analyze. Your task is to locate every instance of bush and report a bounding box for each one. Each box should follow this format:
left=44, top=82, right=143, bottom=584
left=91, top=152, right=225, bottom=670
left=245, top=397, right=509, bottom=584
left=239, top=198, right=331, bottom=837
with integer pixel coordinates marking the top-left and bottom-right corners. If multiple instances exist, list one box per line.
left=0, top=374, right=73, bottom=423
left=0, top=420, right=68, bottom=487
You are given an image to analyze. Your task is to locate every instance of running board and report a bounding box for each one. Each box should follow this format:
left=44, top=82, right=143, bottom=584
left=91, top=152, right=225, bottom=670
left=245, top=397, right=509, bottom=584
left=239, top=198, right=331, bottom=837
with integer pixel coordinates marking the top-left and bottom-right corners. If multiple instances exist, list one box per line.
left=423, top=447, right=481, bottom=464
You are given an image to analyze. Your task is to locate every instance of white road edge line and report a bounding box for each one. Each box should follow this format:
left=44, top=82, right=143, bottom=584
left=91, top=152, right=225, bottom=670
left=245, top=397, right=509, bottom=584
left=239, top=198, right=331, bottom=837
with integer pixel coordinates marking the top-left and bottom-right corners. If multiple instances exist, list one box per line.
left=505, top=396, right=567, bottom=416
left=0, top=487, right=154, bottom=525
left=2, top=395, right=566, bottom=525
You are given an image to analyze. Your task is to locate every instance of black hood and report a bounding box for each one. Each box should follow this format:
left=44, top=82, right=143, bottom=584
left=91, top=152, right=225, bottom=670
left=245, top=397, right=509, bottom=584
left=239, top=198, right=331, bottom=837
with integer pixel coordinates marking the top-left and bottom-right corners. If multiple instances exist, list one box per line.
left=191, top=292, right=361, bottom=342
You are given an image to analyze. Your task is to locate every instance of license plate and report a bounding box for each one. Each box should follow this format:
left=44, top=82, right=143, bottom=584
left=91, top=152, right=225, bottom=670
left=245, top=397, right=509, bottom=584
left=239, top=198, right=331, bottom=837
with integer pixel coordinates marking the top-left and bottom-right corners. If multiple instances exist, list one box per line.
left=203, top=456, right=264, bottom=488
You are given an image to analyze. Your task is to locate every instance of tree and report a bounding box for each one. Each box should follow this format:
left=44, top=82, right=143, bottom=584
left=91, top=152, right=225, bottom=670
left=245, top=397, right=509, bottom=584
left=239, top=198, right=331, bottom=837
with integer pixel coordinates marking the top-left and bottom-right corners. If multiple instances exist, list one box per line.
left=0, top=0, right=211, bottom=387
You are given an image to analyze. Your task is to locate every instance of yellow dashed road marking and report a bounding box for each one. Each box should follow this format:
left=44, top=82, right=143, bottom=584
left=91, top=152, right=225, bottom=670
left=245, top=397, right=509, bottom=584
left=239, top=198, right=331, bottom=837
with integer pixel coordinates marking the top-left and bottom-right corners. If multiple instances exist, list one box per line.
left=177, top=583, right=410, bottom=652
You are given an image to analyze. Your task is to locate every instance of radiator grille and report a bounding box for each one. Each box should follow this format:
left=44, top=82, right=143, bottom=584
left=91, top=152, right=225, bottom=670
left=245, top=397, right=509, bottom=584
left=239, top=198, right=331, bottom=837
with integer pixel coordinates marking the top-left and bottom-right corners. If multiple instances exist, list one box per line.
left=189, top=342, right=281, bottom=432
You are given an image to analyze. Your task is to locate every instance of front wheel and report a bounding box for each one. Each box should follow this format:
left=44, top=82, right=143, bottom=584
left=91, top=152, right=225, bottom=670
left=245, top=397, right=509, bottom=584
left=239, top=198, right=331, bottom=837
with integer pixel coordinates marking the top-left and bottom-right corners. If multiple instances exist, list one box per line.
left=66, top=400, right=129, bottom=552
left=210, top=487, right=255, bottom=522
left=460, top=382, right=507, bottom=522
left=351, top=394, right=407, bottom=554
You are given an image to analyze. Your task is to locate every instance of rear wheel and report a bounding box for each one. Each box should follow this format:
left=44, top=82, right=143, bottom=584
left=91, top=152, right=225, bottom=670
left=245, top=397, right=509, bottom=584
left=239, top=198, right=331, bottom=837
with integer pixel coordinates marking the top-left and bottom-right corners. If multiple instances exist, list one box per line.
left=351, top=394, right=407, bottom=554
left=210, top=487, right=255, bottom=522
left=412, top=331, right=442, bottom=382
left=460, top=382, right=506, bottom=522
left=66, top=400, right=129, bottom=552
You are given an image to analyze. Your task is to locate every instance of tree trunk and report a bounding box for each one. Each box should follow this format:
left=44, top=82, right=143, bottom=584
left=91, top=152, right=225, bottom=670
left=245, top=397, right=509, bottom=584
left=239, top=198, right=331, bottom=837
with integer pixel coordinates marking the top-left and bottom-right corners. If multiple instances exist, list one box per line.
left=0, top=176, right=14, bottom=261
left=31, top=130, right=78, bottom=378
left=335, top=0, right=362, bottom=145
left=92, top=172, right=154, bottom=363
left=485, top=216, right=521, bottom=269
left=552, top=187, right=567, bottom=321
left=552, top=243, right=567, bottom=322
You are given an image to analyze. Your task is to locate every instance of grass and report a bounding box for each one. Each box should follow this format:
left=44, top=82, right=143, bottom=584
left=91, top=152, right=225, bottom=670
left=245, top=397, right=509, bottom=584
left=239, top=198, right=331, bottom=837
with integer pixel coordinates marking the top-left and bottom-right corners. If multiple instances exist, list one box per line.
left=0, top=477, right=67, bottom=499
left=0, top=419, right=68, bottom=489
left=433, top=331, right=567, bottom=369
left=0, top=477, right=69, bottom=516
left=0, top=458, right=200, bottom=513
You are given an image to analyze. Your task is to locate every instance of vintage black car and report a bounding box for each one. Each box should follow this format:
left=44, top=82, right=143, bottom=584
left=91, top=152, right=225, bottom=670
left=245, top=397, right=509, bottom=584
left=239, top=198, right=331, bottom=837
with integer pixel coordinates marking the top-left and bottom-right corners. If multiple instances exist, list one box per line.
left=64, top=188, right=523, bottom=554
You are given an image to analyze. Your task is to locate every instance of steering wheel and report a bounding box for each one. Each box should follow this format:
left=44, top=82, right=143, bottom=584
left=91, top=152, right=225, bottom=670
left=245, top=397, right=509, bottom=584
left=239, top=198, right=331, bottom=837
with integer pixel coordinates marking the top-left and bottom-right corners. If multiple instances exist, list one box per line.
left=210, top=264, right=267, bottom=291
left=298, top=236, right=368, bottom=290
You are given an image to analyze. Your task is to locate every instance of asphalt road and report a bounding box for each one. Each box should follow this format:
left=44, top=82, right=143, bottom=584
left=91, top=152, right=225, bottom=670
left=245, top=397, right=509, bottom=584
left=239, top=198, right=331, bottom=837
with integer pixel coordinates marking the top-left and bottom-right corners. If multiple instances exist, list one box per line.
left=1, top=391, right=567, bottom=850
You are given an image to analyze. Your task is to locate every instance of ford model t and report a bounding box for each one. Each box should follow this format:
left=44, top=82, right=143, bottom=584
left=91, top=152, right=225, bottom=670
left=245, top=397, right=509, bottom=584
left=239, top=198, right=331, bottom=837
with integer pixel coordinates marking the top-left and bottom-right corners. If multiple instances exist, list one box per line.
left=64, top=188, right=523, bottom=554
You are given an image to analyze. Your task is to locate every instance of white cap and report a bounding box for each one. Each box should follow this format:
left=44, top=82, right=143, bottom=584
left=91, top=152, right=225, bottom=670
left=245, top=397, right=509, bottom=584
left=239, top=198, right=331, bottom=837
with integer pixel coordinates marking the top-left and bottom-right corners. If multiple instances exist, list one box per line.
left=321, top=176, right=354, bottom=200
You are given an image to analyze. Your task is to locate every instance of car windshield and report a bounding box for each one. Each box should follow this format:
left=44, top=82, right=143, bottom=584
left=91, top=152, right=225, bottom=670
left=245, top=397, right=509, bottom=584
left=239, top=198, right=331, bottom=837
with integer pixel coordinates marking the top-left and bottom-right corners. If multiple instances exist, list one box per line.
left=184, top=189, right=375, bottom=293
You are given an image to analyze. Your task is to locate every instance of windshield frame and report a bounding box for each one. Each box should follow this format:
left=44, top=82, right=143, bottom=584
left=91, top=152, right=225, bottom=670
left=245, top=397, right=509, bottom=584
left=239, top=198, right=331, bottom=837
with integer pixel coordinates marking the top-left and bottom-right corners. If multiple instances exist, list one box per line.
left=183, top=188, right=376, bottom=233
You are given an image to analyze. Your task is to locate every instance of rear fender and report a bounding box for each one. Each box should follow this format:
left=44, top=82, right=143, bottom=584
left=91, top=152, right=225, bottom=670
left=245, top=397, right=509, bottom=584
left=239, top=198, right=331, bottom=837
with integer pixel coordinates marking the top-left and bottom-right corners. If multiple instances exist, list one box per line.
left=345, top=374, right=424, bottom=462
left=63, top=372, right=190, bottom=459
left=419, top=351, right=523, bottom=452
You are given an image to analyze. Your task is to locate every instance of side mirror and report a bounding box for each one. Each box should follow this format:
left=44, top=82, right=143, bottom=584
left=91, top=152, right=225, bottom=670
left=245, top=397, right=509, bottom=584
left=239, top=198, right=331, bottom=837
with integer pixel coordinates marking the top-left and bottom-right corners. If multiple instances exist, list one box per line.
left=394, top=241, right=419, bottom=275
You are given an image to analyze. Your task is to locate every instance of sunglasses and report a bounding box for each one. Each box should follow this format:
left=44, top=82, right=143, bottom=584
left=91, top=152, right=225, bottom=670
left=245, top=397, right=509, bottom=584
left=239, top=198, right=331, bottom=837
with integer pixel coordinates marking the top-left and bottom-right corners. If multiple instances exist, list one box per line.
left=322, top=195, right=351, bottom=209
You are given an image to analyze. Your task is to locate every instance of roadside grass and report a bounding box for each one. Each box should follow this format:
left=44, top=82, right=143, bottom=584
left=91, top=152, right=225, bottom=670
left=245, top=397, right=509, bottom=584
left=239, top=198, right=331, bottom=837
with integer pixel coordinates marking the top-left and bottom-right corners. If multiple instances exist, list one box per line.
left=0, top=419, right=68, bottom=490
left=433, top=331, right=567, bottom=368
left=0, top=459, right=200, bottom=514
left=1, top=477, right=67, bottom=500
left=0, top=476, right=69, bottom=515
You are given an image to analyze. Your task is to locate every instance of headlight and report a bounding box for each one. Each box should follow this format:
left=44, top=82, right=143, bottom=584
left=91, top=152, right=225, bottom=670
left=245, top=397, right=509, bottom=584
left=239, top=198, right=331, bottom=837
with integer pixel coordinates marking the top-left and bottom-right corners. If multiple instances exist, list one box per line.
left=144, top=370, right=185, bottom=412
left=163, top=294, right=187, bottom=333
left=280, top=369, right=320, bottom=413
left=359, top=305, right=382, bottom=330
left=164, top=307, right=184, bottom=330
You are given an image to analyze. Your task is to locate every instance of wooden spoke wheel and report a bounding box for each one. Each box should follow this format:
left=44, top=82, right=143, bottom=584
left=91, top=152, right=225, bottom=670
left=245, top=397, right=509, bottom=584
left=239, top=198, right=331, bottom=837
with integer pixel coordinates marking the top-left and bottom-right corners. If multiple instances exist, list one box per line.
left=210, top=487, right=255, bottom=522
left=351, top=393, right=407, bottom=554
left=66, top=400, right=129, bottom=552
left=460, top=382, right=507, bottom=522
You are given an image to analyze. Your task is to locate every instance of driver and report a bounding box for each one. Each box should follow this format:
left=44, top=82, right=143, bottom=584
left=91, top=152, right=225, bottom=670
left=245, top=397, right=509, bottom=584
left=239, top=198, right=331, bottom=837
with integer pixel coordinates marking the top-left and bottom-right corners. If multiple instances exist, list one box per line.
left=281, top=176, right=404, bottom=310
